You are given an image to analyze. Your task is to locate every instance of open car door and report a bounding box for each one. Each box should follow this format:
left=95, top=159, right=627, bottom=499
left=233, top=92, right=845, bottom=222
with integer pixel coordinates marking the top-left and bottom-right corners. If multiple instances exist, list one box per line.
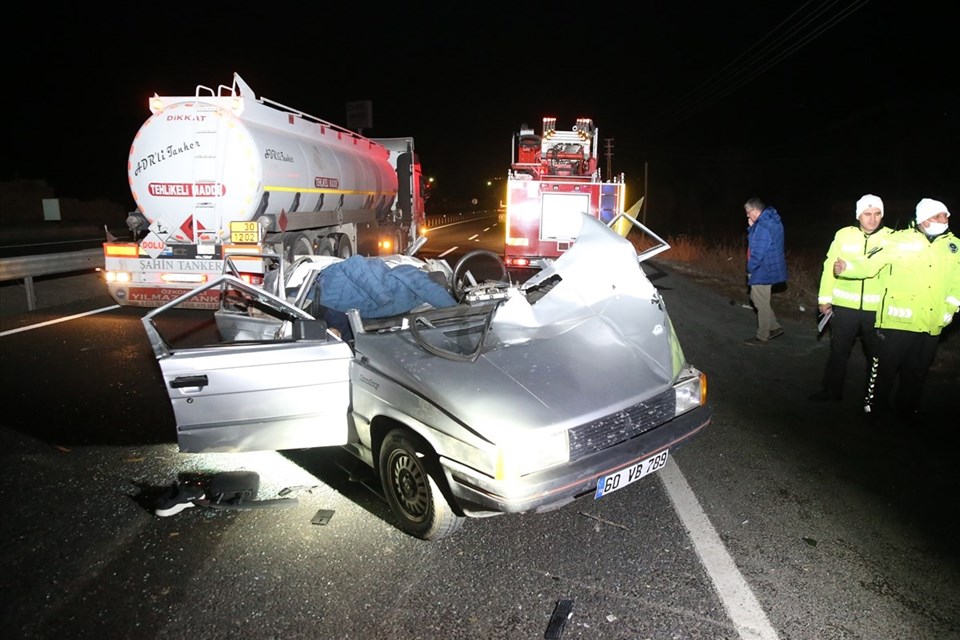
left=141, top=275, right=354, bottom=453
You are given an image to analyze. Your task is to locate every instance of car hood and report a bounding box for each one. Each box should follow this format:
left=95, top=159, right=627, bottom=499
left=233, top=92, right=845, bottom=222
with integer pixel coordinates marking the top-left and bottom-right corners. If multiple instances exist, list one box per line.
left=354, top=215, right=686, bottom=435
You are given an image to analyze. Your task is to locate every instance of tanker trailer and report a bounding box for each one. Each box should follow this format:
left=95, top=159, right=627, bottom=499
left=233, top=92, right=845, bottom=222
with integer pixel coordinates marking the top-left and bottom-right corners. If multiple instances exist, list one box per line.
left=104, top=73, right=426, bottom=308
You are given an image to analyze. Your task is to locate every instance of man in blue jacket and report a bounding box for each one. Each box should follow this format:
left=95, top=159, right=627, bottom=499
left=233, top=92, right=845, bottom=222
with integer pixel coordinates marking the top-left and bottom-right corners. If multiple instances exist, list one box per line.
left=743, top=197, right=788, bottom=345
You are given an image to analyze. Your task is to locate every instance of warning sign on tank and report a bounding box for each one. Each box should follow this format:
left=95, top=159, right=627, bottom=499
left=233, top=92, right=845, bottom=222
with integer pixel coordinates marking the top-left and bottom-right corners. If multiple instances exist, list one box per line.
left=315, top=177, right=340, bottom=189
left=141, top=232, right=168, bottom=259
left=147, top=183, right=226, bottom=197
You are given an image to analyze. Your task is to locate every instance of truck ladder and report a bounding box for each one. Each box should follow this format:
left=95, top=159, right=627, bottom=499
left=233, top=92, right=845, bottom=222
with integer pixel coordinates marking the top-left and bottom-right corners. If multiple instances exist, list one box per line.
left=189, top=84, right=228, bottom=245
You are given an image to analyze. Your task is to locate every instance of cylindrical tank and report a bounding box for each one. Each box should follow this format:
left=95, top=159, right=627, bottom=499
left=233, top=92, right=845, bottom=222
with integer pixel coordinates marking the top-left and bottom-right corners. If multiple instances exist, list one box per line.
left=128, top=98, right=398, bottom=243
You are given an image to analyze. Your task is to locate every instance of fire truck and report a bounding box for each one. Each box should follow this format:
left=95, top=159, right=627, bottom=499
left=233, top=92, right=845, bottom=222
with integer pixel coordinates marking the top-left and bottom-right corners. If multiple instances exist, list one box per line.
left=103, top=73, right=426, bottom=308
left=503, top=117, right=626, bottom=269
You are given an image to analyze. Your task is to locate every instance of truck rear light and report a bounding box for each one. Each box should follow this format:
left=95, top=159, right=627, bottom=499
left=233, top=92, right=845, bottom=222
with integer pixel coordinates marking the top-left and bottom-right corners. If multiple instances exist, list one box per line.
left=505, top=257, right=531, bottom=267
left=104, top=244, right=139, bottom=257
left=505, top=237, right=529, bottom=247
left=239, top=274, right=264, bottom=285
left=104, top=271, right=132, bottom=283
left=223, top=245, right=264, bottom=256
left=161, top=273, right=207, bottom=284
left=379, top=238, right=394, bottom=252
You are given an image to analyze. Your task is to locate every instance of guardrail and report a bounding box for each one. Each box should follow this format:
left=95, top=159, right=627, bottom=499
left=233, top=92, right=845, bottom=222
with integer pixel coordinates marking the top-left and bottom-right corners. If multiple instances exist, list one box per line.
left=0, top=249, right=104, bottom=311
left=424, top=210, right=501, bottom=227
left=0, top=212, right=499, bottom=312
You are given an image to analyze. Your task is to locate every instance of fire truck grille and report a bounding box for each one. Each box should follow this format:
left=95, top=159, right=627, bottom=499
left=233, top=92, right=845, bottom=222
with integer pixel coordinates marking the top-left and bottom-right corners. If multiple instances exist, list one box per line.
left=567, top=388, right=676, bottom=461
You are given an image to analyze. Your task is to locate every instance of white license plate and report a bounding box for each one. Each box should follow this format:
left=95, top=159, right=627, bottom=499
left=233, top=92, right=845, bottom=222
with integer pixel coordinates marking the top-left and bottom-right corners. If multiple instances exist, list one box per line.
left=594, top=449, right=669, bottom=499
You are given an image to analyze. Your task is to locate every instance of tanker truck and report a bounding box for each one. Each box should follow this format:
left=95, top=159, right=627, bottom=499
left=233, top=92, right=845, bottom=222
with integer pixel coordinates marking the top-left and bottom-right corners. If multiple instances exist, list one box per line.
left=103, top=73, right=427, bottom=308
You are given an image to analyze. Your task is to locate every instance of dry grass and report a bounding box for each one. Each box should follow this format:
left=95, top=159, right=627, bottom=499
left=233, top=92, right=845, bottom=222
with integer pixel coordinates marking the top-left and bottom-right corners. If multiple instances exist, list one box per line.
left=634, top=234, right=822, bottom=320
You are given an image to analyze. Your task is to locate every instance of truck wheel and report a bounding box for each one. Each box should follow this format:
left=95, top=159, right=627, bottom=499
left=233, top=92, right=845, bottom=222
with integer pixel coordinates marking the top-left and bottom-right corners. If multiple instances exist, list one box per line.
left=379, top=430, right=465, bottom=540
left=285, top=233, right=314, bottom=263
left=317, top=236, right=336, bottom=256
left=331, top=233, right=353, bottom=259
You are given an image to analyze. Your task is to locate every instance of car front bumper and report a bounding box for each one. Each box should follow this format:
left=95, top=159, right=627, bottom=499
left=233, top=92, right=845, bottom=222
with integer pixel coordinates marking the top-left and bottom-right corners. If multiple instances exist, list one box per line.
left=439, top=405, right=712, bottom=515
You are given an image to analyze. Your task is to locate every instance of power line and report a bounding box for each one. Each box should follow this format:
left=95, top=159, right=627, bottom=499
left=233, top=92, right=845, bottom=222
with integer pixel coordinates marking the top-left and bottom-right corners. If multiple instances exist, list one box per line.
left=642, top=0, right=872, bottom=136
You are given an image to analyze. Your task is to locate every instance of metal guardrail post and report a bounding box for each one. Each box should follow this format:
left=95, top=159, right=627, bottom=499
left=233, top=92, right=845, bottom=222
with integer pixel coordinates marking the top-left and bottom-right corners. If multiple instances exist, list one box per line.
left=24, top=276, right=36, bottom=310
left=0, top=248, right=104, bottom=312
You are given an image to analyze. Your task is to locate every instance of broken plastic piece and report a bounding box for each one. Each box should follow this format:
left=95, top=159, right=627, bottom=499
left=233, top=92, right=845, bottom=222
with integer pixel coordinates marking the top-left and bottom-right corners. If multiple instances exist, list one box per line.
left=279, top=484, right=320, bottom=496
left=544, top=599, right=574, bottom=639
left=311, top=509, right=335, bottom=525
left=207, top=470, right=260, bottom=503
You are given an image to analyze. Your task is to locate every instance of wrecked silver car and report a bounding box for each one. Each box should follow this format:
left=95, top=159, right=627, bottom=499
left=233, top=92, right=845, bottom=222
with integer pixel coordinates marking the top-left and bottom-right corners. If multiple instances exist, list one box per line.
left=141, top=214, right=712, bottom=540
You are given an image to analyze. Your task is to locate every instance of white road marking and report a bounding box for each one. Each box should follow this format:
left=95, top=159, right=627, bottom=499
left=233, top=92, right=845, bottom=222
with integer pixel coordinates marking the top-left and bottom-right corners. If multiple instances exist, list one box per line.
left=0, top=305, right=120, bottom=337
left=660, top=458, right=780, bottom=640
left=438, top=247, right=458, bottom=258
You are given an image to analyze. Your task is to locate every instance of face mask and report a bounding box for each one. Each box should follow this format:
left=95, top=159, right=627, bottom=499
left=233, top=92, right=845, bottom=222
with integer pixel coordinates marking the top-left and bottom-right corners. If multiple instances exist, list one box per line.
left=923, top=221, right=949, bottom=236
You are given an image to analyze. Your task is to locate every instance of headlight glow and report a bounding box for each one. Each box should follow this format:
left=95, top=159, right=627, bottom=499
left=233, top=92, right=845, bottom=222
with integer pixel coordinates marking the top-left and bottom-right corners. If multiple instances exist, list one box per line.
left=494, top=429, right=569, bottom=480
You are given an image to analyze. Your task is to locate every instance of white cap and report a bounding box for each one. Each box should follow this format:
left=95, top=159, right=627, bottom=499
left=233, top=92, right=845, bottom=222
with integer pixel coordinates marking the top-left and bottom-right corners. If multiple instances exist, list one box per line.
left=915, top=198, right=951, bottom=224
left=855, top=194, right=884, bottom=219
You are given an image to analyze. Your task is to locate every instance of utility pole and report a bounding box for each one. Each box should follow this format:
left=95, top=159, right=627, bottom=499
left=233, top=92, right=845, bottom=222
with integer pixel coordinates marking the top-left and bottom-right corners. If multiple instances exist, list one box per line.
left=604, top=138, right=614, bottom=179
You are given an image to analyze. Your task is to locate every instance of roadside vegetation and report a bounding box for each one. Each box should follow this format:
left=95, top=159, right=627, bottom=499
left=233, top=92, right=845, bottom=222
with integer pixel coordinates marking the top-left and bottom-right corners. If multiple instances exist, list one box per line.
left=649, top=234, right=821, bottom=322
left=637, top=233, right=958, bottom=375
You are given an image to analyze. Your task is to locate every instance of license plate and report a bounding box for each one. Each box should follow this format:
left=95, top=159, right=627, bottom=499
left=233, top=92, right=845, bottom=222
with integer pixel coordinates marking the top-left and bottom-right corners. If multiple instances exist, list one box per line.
left=230, top=221, right=260, bottom=243
left=594, top=449, right=669, bottom=499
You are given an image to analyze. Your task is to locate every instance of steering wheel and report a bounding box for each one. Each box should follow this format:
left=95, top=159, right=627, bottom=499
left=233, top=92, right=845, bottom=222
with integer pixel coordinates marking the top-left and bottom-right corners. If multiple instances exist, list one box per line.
left=451, top=249, right=509, bottom=302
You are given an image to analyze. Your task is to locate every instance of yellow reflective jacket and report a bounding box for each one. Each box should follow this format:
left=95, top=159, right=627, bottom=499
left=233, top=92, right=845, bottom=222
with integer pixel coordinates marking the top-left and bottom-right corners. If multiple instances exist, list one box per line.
left=817, top=225, right=892, bottom=311
left=842, top=227, right=960, bottom=336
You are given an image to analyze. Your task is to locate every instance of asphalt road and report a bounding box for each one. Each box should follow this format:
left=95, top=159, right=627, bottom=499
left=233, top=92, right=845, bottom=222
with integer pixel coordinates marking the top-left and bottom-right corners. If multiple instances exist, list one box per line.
left=1, top=246, right=958, bottom=639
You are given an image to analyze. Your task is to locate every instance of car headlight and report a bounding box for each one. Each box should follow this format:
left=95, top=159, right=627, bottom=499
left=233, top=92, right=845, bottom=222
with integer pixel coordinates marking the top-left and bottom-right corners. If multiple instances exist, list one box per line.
left=674, top=369, right=707, bottom=416
left=494, top=429, right=569, bottom=480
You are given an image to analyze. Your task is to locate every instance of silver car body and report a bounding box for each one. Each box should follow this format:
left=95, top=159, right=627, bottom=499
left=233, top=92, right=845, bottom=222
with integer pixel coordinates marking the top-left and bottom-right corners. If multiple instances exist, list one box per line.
left=142, top=214, right=712, bottom=534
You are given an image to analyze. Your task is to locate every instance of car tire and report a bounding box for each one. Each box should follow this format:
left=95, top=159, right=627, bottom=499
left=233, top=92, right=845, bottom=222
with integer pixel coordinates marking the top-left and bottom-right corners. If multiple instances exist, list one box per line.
left=379, top=430, right=464, bottom=540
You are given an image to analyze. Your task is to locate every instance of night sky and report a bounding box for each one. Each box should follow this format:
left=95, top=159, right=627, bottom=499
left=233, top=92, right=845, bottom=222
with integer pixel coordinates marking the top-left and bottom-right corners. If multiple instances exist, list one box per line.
left=6, top=2, right=957, bottom=243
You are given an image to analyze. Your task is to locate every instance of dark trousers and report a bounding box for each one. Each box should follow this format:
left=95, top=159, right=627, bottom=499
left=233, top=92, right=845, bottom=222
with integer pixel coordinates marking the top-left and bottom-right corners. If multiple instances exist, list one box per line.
left=821, top=305, right=882, bottom=398
left=865, top=328, right=940, bottom=415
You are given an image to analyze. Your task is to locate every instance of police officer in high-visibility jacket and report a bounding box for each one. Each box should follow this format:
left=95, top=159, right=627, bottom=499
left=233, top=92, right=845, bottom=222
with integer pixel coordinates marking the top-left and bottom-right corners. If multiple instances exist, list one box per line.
left=810, top=194, right=894, bottom=403
left=834, top=198, right=960, bottom=424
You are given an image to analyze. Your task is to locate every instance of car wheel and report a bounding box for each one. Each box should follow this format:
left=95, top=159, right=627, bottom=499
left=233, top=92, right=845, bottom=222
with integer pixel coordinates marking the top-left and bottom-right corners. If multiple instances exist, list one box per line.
left=379, top=430, right=465, bottom=540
